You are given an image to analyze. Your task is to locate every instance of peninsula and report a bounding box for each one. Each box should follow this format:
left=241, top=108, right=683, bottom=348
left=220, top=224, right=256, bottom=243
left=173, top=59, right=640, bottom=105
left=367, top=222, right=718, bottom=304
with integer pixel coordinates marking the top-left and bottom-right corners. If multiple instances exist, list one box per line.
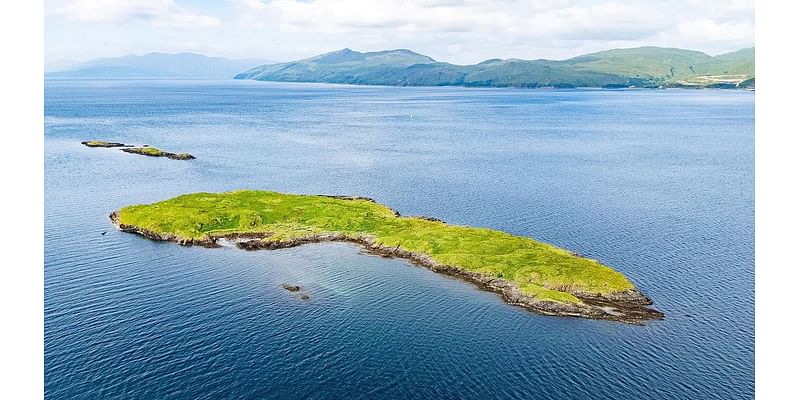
left=111, top=190, right=662, bottom=324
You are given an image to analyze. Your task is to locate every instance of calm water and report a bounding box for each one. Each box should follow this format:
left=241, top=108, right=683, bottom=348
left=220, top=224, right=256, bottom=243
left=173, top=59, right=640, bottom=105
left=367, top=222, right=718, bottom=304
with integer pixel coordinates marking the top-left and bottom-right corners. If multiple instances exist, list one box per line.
left=44, top=80, right=754, bottom=399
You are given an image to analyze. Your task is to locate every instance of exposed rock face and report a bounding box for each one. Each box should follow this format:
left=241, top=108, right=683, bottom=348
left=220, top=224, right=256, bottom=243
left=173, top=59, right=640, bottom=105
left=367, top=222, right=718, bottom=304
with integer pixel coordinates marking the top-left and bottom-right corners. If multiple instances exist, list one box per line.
left=109, top=212, right=664, bottom=324
left=167, top=153, right=196, bottom=160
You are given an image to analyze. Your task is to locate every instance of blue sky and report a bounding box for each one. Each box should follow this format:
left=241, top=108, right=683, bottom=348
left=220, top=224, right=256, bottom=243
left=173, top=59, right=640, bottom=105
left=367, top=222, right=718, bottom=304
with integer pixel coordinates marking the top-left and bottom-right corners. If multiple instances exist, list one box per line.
left=44, top=0, right=754, bottom=64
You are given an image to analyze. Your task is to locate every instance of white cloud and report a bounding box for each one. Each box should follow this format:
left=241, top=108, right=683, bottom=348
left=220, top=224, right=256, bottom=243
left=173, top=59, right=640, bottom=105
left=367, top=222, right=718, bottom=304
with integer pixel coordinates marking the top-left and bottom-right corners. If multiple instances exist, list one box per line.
left=46, top=0, right=754, bottom=64
left=47, top=0, right=220, bottom=27
left=228, top=0, right=753, bottom=60
left=671, top=18, right=754, bottom=43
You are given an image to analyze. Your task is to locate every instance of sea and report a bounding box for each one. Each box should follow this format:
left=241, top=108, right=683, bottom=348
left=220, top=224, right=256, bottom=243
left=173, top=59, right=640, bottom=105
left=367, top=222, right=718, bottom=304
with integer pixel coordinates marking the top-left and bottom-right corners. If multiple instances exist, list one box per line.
left=45, top=79, right=754, bottom=399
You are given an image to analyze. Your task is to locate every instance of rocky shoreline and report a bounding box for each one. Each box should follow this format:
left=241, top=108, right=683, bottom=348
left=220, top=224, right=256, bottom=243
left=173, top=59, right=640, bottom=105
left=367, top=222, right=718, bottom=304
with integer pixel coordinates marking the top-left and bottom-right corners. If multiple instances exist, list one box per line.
left=110, top=211, right=664, bottom=324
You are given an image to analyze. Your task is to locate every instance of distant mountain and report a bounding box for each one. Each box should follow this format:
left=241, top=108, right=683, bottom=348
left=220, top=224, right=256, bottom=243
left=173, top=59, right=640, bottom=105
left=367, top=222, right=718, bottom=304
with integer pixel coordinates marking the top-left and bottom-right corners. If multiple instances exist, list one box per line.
left=45, top=59, right=80, bottom=73
left=235, top=48, right=437, bottom=83
left=46, top=53, right=272, bottom=79
left=235, top=47, right=755, bottom=89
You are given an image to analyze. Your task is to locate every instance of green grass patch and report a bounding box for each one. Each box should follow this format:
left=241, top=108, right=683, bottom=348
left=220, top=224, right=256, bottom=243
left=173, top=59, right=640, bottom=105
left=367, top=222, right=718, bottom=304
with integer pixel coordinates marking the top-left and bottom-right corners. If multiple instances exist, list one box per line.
left=117, top=190, right=636, bottom=303
left=82, top=140, right=128, bottom=148
left=127, top=147, right=165, bottom=156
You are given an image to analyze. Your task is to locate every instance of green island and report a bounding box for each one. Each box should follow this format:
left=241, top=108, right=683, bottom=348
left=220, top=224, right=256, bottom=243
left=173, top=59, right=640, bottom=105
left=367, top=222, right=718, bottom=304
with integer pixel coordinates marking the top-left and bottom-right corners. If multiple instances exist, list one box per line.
left=111, top=190, right=663, bottom=323
left=121, top=147, right=195, bottom=160
left=81, top=140, right=130, bottom=148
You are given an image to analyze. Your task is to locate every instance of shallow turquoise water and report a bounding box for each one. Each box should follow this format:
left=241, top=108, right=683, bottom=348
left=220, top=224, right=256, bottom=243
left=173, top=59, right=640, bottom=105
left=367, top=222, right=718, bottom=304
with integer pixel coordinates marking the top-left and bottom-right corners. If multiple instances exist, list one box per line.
left=45, top=80, right=754, bottom=399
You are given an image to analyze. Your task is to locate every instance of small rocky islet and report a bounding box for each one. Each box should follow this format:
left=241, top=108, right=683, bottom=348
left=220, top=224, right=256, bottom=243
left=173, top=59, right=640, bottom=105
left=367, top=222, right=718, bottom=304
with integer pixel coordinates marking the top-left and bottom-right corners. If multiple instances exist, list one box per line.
left=81, top=140, right=131, bottom=148
left=281, top=284, right=310, bottom=300
left=281, top=284, right=301, bottom=292
left=121, top=147, right=195, bottom=160
left=110, top=190, right=664, bottom=324
left=82, top=140, right=194, bottom=160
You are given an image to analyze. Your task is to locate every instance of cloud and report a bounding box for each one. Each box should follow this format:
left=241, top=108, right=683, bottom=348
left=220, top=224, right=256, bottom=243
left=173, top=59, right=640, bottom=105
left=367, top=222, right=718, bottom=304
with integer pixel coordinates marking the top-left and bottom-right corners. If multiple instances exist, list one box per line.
left=46, top=0, right=754, bottom=64
left=231, top=0, right=752, bottom=42
left=671, top=18, right=754, bottom=42
left=223, top=0, right=752, bottom=62
left=47, top=0, right=221, bottom=27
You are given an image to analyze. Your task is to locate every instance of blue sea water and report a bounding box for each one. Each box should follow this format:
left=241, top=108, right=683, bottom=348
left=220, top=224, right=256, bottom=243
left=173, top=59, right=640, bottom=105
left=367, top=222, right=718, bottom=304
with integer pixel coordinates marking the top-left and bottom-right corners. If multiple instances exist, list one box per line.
left=44, top=80, right=754, bottom=399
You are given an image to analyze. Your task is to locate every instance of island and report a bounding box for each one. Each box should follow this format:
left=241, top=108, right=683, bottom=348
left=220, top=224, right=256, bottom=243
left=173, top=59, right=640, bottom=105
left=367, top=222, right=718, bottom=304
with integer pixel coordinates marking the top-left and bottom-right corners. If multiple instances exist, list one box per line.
left=81, top=140, right=130, bottom=148
left=110, top=190, right=664, bottom=324
left=121, top=147, right=195, bottom=160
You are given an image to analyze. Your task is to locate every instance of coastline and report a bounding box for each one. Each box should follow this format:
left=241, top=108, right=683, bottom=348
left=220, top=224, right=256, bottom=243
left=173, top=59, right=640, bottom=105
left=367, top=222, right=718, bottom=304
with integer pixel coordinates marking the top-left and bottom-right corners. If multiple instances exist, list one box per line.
left=109, top=210, right=664, bottom=324
left=234, top=77, right=754, bottom=91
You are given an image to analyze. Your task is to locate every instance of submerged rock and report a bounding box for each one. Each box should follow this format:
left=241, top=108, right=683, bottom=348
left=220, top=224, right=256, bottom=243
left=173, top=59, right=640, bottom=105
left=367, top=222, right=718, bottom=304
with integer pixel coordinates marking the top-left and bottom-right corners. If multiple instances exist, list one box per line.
left=281, top=284, right=301, bottom=292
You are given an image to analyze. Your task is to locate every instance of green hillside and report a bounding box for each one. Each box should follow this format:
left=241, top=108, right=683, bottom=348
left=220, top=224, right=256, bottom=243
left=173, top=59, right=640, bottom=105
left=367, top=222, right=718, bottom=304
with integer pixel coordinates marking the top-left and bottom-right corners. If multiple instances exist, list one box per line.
left=676, top=47, right=755, bottom=87
left=234, top=48, right=437, bottom=84
left=235, top=46, right=755, bottom=89
left=562, top=47, right=712, bottom=80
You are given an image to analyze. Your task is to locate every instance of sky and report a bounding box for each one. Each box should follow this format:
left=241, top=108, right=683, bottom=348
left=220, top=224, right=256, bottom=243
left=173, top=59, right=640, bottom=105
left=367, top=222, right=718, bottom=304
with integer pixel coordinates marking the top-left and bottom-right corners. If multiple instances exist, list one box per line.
left=44, top=0, right=754, bottom=65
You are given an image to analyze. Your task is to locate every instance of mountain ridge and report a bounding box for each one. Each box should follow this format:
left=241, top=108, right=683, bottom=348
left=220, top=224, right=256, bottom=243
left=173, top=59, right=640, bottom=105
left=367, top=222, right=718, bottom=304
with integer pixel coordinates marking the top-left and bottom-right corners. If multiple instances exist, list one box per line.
left=235, top=47, right=755, bottom=89
left=46, top=52, right=272, bottom=79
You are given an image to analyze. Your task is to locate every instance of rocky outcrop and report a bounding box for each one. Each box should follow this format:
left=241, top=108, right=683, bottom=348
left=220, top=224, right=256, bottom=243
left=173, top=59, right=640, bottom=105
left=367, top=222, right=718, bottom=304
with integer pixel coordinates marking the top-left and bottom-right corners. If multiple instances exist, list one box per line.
left=109, top=212, right=216, bottom=246
left=166, top=152, right=195, bottom=160
left=82, top=141, right=193, bottom=160
left=81, top=140, right=130, bottom=148
left=281, top=284, right=310, bottom=300
left=281, top=284, right=301, bottom=292
left=110, top=211, right=663, bottom=324
left=120, top=147, right=195, bottom=160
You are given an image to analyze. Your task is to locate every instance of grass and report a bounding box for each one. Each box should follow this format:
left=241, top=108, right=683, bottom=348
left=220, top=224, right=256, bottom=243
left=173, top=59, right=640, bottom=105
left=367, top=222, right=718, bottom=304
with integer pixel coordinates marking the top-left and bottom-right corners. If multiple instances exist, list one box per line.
left=117, top=190, right=636, bottom=304
left=121, top=147, right=194, bottom=160
left=82, top=140, right=128, bottom=147
left=84, top=140, right=112, bottom=146
left=126, top=147, right=165, bottom=156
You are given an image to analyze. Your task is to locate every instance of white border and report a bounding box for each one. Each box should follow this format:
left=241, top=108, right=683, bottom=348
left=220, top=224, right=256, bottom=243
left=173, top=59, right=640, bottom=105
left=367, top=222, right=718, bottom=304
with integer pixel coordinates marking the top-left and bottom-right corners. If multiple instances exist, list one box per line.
left=0, top=0, right=44, bottom=398
left=756, top=1, right=799, bottom=399
left=1, top=1, right=793, bottom=398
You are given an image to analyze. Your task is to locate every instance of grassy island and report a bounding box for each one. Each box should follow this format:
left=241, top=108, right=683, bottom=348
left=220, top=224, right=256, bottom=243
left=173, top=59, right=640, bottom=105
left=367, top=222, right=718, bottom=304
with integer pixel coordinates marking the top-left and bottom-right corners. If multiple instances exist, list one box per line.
left=121, top=147, right=195, bottom=160
left=112, top=190, right=662, bottom=323
left=81, top=140, right=130, bottom=148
